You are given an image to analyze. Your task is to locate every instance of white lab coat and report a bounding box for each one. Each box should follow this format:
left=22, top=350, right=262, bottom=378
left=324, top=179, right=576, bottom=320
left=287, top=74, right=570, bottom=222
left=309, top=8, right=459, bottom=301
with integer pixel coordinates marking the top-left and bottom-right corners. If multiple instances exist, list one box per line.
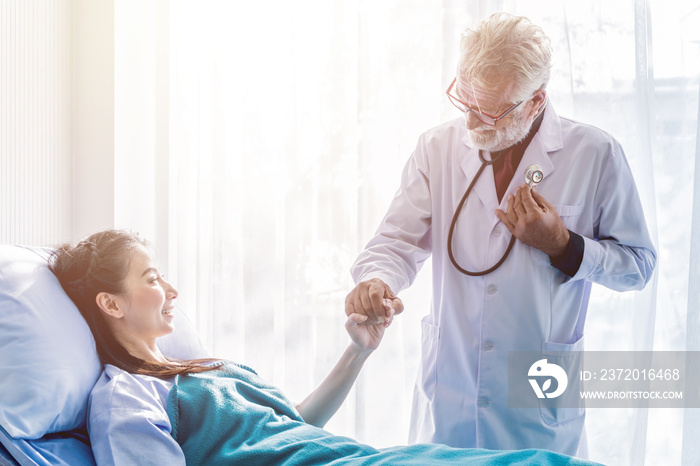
left=351, top=102, right=656, bottom=457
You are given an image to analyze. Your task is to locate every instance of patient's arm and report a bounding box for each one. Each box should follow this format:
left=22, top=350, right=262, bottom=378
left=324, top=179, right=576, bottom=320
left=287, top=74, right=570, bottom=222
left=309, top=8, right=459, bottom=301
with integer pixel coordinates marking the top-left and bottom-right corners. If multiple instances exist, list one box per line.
left=295, top=304, right=394, bottom=428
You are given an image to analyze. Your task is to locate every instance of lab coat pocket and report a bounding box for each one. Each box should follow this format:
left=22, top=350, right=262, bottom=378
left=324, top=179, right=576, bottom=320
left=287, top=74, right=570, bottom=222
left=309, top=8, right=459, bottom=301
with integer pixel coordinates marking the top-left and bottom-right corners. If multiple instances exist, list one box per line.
left=553, top=204, right=583, bottom=230
left=538, top=337, right=585, bottom=426
left=417, top=317, right=440, bottom=400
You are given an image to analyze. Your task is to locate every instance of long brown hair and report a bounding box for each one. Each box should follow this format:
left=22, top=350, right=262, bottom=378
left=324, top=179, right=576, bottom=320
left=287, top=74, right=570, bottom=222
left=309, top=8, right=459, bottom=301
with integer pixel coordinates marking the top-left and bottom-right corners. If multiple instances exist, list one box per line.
left=49, top=229, right=219, bottom=379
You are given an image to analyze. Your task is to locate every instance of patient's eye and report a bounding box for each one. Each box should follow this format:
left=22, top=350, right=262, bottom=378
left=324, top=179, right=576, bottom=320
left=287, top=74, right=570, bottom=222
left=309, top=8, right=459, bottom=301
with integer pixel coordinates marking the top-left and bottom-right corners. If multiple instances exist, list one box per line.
left=150, top=273, right=167, bottom=284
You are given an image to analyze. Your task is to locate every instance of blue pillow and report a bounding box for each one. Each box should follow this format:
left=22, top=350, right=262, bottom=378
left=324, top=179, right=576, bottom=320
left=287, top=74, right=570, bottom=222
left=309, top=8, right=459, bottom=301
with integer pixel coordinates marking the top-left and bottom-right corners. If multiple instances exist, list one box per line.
left=0, top=245, right=102, bottom=439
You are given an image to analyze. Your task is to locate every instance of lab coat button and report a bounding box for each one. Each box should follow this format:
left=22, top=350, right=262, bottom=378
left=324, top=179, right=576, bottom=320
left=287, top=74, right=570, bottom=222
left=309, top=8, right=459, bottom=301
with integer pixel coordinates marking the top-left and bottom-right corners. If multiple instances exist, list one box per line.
left=477, top=398, right=490, bottom=407
left=487, top=285, right=497, bottom=295
left=482, top=341, right=494, bottom=351
left=493, top=228, right=502, bottom=237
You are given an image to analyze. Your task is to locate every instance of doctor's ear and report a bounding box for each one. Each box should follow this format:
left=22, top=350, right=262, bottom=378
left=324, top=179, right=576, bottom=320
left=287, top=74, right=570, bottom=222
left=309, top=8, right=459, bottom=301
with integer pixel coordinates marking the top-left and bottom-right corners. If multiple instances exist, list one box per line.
left=96, top=292, right=124, bottom=318
left=529, top=88, right=547, bottom=116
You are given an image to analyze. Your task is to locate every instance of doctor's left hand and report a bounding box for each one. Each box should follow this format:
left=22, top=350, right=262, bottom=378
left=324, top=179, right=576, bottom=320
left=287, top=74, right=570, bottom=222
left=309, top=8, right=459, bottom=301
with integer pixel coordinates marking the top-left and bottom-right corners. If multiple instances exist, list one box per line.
left=495, top=185, right=570, bottom=260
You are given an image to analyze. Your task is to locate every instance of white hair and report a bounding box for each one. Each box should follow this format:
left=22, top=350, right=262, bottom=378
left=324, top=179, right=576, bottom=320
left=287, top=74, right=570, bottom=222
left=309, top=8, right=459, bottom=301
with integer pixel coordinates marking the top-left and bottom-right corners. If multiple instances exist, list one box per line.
left=457, top=12, right=552, bottom=101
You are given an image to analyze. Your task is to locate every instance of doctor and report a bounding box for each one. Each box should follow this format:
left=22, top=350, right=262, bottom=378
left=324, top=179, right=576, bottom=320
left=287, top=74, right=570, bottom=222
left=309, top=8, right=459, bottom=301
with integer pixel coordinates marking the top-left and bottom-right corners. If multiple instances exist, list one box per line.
left=346, top=12, right=656, bottom=457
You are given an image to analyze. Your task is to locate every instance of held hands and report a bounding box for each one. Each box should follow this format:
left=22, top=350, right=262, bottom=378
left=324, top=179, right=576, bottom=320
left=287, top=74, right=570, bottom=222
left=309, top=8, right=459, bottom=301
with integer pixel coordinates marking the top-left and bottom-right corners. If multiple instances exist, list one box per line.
left=345, top=278, right=404, bottom=324
left=495, top=185, right=570, bottom=260
left=344, top=279, right=403, bottom=354
left=345, top=298, right=395, bottom=353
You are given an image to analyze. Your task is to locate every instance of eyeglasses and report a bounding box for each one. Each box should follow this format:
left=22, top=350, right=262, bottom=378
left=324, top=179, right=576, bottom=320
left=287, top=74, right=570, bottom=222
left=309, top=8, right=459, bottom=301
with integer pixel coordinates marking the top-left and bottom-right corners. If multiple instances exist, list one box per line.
left=446, top=78, right=523, bottom=127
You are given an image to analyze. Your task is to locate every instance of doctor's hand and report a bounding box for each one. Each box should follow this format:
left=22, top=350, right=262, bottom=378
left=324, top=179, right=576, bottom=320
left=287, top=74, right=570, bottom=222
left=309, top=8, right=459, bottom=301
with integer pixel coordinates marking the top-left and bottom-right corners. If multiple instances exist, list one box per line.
left=495, top=185, right=570, bottom=260
left=345, top=278, right=404, bottom=324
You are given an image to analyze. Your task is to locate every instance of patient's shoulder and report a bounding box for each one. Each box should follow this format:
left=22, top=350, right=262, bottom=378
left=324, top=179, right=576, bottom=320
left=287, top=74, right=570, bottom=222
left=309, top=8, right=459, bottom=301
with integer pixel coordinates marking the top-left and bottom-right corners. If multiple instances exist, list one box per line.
left=89, top=364, right=174, bottom=415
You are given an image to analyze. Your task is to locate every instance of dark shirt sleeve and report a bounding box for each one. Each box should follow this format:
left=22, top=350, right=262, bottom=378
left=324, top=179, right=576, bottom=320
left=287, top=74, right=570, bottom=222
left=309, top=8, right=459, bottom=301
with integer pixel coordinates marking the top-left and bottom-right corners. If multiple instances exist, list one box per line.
left=549, top=230, right=585, bottom=277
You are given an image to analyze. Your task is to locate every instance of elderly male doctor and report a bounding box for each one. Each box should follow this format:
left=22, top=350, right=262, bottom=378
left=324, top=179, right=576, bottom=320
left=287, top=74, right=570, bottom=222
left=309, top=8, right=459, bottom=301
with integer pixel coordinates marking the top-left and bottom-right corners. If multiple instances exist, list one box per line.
left=346, top=12, right=656, bottom=457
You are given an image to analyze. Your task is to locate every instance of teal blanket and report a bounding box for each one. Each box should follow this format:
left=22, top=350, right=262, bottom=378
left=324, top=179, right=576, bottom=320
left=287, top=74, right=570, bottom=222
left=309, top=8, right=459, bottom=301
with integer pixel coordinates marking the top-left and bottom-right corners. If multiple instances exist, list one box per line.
left=166, top=362, right=602, bottom=465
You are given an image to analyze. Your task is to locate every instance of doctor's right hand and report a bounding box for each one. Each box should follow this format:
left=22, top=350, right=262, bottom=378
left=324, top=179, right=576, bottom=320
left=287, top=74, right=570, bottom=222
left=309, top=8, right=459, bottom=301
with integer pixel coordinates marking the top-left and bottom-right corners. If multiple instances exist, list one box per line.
left=345, top=278, right=404, bottom=324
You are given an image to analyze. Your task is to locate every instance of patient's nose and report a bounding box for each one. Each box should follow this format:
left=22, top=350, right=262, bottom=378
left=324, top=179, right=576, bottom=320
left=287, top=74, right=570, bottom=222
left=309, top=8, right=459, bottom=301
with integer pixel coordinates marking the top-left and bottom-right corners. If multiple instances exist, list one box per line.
left=163, top=279, right=178, bottom=299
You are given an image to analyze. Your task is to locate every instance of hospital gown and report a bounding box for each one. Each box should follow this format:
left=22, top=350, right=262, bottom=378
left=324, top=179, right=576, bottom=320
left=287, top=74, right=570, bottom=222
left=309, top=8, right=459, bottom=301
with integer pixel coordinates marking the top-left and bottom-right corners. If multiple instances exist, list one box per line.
left=87, top=362, right=603, bottom=465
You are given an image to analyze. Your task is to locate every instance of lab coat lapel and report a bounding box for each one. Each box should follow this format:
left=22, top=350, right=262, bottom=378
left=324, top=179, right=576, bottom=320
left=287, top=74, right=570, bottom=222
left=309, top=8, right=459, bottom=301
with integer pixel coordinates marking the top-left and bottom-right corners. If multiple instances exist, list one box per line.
left=495, top=102, right=563, bottom=213
left=500, top=103, right=563, bottom=205
left=491, top=139, right=555, bottom=230
left=459, top=143, right=499, bottom=211
left=459, top=101, right=564, bottom=219
left=500, top=140, right=554, bottom=206
left=534, top=100, right=564, bottom=154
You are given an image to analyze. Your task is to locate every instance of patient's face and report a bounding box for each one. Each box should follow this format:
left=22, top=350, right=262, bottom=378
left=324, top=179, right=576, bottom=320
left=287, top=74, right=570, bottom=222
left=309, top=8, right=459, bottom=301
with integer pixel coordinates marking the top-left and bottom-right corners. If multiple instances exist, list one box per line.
left=115, top=246, right=178, bottom=341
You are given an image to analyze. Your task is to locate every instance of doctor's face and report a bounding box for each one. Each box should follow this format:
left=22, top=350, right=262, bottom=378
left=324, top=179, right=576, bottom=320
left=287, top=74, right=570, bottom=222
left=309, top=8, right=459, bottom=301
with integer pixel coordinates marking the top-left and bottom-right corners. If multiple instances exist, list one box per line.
left=115, top=246, right=178, bottom=340
left=457, top=79, right=534, bottom=152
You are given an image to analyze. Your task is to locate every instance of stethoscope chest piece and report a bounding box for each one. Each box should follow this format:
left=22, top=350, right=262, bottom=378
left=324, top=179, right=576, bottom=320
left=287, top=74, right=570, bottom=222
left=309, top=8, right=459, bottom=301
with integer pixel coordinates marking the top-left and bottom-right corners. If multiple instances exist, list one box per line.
left=524, top=164, right=544, bottom=187
left=449, top=154, right=546, bottom=276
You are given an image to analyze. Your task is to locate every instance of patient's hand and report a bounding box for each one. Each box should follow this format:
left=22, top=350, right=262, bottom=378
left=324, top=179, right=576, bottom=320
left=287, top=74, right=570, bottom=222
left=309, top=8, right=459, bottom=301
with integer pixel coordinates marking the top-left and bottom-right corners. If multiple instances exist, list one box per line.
left=298, top=299, right=394, bottom=428
left=345, top=298, right=394, bottom=352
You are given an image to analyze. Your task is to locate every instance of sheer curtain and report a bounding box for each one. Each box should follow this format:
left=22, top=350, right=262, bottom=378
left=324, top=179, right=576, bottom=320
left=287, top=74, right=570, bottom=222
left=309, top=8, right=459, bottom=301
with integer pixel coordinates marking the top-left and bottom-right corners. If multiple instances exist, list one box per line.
left=165, top=1, right=699, bottom=464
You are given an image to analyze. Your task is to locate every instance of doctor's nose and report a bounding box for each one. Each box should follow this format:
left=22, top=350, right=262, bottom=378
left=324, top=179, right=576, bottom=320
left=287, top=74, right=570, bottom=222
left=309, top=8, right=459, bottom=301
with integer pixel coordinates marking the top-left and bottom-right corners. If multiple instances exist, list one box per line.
left=464, top=110, right=487, bottom=130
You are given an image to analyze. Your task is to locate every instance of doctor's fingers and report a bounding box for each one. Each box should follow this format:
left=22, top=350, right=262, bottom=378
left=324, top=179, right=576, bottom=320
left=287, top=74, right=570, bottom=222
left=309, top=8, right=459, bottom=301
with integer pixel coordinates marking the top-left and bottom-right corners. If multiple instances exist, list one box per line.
left=364, top=282, right=390, bottom=321
left=357, top=296, right=385, bottom=323
left=345, top=300, right=362, bottom=320
left=344, top=292, right=357, bottom=316
left=495, top=209, right=516, bottom=235
left=345, top=288, right=372, bottom=319
left=519, top=186, right=546, bottom=213
left=513, top=195, right=528, bottom=219
left=504, top=194, right=521, bottom=225
left=515, top=185, right=543, bottom=215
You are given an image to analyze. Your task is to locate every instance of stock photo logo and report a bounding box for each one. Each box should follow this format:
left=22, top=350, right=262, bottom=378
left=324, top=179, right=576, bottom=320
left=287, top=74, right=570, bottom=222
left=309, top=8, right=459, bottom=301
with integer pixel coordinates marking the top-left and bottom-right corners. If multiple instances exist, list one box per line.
left=528, top=359, right=568, bottom=399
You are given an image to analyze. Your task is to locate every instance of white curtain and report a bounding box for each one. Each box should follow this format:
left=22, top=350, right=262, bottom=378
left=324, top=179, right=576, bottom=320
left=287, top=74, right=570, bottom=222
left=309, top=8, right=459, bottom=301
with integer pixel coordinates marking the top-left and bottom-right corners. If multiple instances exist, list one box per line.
left=0, top=0, right=72, bottom=246
left=166, top=1, right=700, bottom=464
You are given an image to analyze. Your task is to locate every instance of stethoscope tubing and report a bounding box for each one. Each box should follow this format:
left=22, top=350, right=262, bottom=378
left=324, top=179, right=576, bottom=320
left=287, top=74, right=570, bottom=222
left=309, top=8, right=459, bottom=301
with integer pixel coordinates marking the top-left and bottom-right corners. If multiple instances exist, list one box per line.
left=447, top=150, right=517, bottom=276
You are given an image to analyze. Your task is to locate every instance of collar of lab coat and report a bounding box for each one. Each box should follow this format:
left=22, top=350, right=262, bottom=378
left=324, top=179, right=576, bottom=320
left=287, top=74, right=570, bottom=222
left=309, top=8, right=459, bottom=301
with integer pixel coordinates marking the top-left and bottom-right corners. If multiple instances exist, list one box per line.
left=459, top=98, right=563, bottom=216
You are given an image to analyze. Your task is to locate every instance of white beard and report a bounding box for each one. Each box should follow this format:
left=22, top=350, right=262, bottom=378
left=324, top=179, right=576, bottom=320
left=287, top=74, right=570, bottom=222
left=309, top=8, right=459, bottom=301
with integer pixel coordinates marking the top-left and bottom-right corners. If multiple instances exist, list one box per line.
left=466, top=109, right=533, bottom=152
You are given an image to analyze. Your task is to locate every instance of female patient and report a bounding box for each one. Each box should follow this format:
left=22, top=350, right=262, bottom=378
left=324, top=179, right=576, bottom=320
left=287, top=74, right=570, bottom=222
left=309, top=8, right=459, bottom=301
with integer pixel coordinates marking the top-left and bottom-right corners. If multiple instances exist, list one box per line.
left=51, top=229, right=599, bottom=466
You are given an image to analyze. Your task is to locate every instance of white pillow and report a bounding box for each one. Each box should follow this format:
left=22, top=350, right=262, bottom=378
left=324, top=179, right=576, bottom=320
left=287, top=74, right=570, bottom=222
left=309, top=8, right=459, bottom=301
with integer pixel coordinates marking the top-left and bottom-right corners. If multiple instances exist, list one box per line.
left=0, top=245, right=101, bottom=439
left=0, top=245, right=209, bottom=440
left=157, top=309, right=210, bottom=360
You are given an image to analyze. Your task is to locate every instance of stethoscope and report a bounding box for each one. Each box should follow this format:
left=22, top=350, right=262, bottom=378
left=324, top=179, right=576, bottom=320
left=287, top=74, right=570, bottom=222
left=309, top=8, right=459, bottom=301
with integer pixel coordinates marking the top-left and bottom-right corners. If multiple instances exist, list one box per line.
left=447, top=151, right=544, bottom=276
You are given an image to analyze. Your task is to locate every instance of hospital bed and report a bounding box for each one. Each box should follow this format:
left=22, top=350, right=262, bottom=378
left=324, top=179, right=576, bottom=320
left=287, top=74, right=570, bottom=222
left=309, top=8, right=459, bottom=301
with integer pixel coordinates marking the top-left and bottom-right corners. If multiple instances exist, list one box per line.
left=0, top=245, right=207, bottom=466
left=0, top=445, right=17, bottom=466
left=0, top=244, right=602, bottom=466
